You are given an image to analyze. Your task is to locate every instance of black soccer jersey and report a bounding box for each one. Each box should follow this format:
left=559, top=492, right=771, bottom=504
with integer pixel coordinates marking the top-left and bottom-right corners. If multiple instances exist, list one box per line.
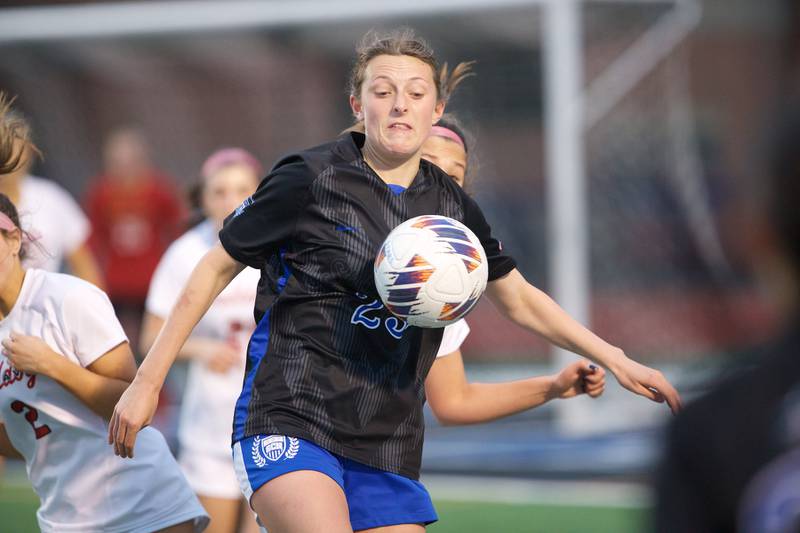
left=219, top=132, right=515, bottom=479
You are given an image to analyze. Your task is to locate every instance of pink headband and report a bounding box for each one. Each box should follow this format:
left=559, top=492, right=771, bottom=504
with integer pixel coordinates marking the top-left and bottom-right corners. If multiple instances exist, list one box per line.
left=429, top=126, right=465, bottom=150
left=201, top=148, right=264, bottom=181
left=0, top=212, right=16, bottom=233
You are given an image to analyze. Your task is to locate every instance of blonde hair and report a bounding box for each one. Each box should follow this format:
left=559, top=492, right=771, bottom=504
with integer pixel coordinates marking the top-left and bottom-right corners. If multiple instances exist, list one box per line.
left=0, top=93, right=35, bottom=175
left=437, top=60, right=475, bottom=104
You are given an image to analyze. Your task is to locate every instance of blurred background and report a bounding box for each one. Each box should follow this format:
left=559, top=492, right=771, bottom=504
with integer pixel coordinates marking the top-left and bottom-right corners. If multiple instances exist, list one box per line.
left=1, top=0, right=798, bottom=531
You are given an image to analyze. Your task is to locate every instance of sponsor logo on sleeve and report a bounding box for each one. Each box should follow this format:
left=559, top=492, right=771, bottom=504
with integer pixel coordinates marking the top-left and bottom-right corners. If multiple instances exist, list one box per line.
left=233, top=196, right=254, bottom=218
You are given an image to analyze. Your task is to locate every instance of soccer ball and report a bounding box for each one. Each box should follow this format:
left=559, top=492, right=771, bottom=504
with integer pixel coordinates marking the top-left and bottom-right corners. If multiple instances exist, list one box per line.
left=374, top=215, right=489, bottom=328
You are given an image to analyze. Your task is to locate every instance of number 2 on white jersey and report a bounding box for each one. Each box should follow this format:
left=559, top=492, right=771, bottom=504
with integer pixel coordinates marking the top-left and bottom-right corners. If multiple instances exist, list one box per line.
left=11, top=400, right=51, bottom=439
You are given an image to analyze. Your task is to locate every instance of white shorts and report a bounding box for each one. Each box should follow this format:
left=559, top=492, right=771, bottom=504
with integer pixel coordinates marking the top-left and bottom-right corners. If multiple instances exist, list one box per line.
left=180, top=447, right=243, bottom=500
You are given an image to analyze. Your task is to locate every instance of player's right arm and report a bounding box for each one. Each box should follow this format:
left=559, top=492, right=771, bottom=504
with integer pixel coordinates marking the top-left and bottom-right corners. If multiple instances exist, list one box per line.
left=0, top=423, right=23, bottom=459
left=140, top=313, right=241, bottom=373
left=2, top=336, right=135, bottom=420
left=110, top=158, right=308, bottom=457
left=109, top=243, right=243, bottom=458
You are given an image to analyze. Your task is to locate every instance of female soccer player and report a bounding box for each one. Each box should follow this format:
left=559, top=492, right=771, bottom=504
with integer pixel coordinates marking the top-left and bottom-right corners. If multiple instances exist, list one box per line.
left=111, top=29, right=681, bottom=533
left=142, top=148, right=262, bottom=533
left=422, top=113, right=606, bottom=423
left=0, top=193, right=208, bottom=532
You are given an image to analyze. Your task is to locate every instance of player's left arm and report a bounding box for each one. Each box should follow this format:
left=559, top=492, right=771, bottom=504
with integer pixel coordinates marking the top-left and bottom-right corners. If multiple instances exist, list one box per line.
left=1, top=334, right=136, bottom=420
left=0, top=422, right=23, bottom=459
left=486, top=268, right=682, bottom=413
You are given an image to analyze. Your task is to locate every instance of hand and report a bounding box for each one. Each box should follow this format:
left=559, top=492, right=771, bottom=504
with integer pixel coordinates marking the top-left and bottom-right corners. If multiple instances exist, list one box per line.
left=107, top=377, right=160, bottom=458
left=551, top=360, right=606, bottom=400
left=1, top=332, right=58, bottom=376
left=196, top=340, right=243, bottom=373
left=609, top=355, right=682, bottom=414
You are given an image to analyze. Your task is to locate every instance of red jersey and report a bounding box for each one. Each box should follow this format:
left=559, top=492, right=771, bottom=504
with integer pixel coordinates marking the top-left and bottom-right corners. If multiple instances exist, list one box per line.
left=84, top=171, right=185, bottom=302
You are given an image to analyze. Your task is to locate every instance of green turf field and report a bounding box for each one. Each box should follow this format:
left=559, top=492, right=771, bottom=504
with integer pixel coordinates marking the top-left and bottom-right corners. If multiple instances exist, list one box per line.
left=431, top=500, right=649, bottom=533
left=0, top=482, right=39, bottom=532
left=0, top=482, right=649, bottom=533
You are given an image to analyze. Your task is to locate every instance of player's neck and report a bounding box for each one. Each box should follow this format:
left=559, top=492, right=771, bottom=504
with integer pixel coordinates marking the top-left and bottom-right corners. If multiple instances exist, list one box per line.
left=361, top=145, right=421, bottom=188
left=0, top=266, right=25, bottom=320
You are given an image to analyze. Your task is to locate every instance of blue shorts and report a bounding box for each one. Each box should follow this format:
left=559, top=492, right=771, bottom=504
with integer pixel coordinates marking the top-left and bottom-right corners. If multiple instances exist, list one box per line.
left=232, top=434, right=438, bottom=531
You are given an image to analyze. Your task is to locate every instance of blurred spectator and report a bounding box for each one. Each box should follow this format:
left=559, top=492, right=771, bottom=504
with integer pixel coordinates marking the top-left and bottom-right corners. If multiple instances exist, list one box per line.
left=84, top=127, right=184, bottom=355
left=654, top=106, right=800, bottom=533
left=0, top=111, right=103, bottom=287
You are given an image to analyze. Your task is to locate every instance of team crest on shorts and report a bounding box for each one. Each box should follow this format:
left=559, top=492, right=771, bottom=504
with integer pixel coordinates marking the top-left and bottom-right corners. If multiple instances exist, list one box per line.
left=251, top=435, right=300, bottom=468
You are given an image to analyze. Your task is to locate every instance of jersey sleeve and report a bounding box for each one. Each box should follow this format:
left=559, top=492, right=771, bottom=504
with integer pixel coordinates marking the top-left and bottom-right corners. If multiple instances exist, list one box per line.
left=436, top=319, right=471, bottom=358
left=218, top=159, right=312, bottom=268
left=460, top=192, right=517, bottom=281
left=145, top=241, right=186, bottom=318
left=62, top=283, right=129, bottom=368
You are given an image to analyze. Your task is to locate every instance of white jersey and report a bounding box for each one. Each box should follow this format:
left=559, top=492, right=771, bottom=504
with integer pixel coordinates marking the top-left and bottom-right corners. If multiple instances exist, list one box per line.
left=146, top=220, right=258, bottom=458
left=436, top=319, right=471, bottom=358
left=18, top=175, right=91, bottom=273
left=0, top=269, right=207, bottom=533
